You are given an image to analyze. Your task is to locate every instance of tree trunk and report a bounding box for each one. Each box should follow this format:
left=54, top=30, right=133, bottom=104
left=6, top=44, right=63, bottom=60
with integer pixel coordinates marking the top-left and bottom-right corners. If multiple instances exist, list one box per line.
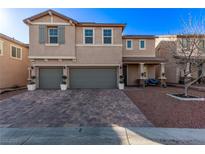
left=184, top=85, right=188, bottom=97
left=183, top=74, right=203, bottom=97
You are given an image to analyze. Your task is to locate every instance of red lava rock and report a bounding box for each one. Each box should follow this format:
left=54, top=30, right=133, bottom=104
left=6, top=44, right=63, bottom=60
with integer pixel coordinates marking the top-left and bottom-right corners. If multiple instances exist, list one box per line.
left=124, top=86, right=205, bottom=128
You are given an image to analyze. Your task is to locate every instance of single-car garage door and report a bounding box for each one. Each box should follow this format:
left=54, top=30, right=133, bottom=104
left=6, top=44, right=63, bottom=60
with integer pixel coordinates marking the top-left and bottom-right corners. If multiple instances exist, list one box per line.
left=39, top=68, right=63, bottom=89
left=70, top=68, right=117, bottom=88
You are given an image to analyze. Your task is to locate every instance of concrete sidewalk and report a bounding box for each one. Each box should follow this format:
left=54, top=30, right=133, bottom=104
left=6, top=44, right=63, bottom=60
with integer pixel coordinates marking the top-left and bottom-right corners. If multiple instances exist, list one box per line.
left=1, top=127, right=205, bottom=145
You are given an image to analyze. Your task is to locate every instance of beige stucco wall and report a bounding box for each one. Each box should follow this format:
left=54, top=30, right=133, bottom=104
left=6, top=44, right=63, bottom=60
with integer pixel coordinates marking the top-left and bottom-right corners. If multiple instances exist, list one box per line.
left=76, top=46, right=122, bottom=64
left=29, top=15, right=123, bottom=65
left=156, top=37, right=178, bottom=83
left=32, top=14, right=68, bottom=23
left=76, top=26, right=122, bottom=45
left=0, top=38, right=29, bottom=89
left=122, top=38, right=156, bottom=57
left=29, top=24, right=76, bottom=57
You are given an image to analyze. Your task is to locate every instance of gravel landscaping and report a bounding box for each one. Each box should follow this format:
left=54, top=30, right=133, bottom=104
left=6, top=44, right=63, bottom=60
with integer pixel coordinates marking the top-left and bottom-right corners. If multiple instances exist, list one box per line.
left=124, top=86, right=205, bottom=128
left=0, top=89, right=153, bottom=128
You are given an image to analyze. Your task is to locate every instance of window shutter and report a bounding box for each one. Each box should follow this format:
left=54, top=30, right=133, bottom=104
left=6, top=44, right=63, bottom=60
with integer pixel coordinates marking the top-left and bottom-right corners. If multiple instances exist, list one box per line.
left=58, top=25, right=65, bottom=44
left=39, top=25, right=46, bottom=44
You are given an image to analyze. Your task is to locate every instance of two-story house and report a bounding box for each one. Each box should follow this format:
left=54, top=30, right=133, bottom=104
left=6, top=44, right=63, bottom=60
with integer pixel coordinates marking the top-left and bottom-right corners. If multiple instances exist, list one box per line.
left=24, top=9, right=125, bottom=89
left=156, top=35, right=205, bottom=84
left=0, top=33, right=29, bottom=92
left=24, top=9, right=166, bottom=89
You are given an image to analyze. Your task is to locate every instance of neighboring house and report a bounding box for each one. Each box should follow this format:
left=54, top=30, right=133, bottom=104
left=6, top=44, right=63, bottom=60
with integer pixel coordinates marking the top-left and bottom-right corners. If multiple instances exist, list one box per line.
left=122, top=35, right=166, bottom=86
left=0, top=33, right=29, bottom=90
left=23, top=9, right=166, bottom=89
left=156, top=35, right=205, bottom=84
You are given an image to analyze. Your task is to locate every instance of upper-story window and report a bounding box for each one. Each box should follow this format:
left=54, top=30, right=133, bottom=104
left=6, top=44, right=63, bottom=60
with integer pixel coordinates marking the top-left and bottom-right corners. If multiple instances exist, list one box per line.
left=48, top=27, right=58, bottom=44
left=199, top=39, right=205, bottom=49
left=182, top=38, right=190, bottom=48
left=0, top=41, right=3, bottom=56
left=84, top=29, right=94, bottom=44
left=103, top=29, right=112, bottom=44
left=126, top=40, right=133, bottom=50
left=139, top=40, right=146, bottom=50
left=11, top=45, right=22, bottom=60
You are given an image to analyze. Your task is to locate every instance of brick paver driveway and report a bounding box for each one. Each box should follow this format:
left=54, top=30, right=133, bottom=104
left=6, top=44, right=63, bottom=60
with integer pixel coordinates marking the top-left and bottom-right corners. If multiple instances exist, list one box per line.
left=0, top=89, right=153, bottom=128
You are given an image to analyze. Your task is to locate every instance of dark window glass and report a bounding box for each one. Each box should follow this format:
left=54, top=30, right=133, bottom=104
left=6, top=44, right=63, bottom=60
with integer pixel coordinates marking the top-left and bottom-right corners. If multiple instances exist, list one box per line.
left=84, top=29, right=93, bottom=44
left=103, top=29, right=112, bottom=44
left=48, top=28, right=58, bottom=44
left=12, top=46, right=16, bottom=57
left=50, top=37, right=58, bottom=44
left=140, top=40, right=145, bottom=49
left=103, top=29, right=111, bottom=36
left=104, top=37, right=112, bottom=44
left=127, top=40, right=132, bottom=48
left=85, top=29, right=93, bottom=36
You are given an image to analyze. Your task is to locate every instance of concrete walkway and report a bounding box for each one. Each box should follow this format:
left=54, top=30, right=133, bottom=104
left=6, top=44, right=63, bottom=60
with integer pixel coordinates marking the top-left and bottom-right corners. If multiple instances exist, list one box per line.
left=1, top=127, right=205, bottom=145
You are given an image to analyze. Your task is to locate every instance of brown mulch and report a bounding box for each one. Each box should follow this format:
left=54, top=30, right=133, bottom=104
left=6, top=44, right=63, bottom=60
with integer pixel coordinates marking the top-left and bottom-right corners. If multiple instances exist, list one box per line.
left=124, top=86, right=205, bottom=128
left=0, top=89, right=26, bottom=101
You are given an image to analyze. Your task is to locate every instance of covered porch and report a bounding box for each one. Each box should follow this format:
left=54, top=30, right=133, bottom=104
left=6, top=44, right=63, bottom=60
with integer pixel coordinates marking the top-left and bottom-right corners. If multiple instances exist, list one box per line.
left=123, top=57, right=167, bottom=87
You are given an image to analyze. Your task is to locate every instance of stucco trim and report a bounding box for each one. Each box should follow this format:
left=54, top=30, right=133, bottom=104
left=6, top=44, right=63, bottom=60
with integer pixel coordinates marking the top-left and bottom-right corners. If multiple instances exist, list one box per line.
left=45, top=43, right=59, bottom=47
left=32, top=63, right=121, bottom=67
left=76, top=44, right=122, bottom=47
left=123, top=55, right=156, bottom=57
left=29, top=56, right=76, bottom=59
left=30, top=22, right=70, bottom=26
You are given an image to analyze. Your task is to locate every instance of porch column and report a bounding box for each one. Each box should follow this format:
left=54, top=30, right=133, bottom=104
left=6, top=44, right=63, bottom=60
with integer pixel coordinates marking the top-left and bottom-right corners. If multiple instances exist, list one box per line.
left=28, top=67, right=31, bottom=81
left=160, top=63, right=166, bottom=87
left=160, top=63, right=165, bottom=78
left=31, top=66, right=36, bottom=77
left=139, top=63, right=145, bottom=87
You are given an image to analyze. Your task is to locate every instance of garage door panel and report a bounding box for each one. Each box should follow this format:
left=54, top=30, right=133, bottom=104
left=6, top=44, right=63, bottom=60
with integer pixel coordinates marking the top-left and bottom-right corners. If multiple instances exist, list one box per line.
left=39, top=68, right=63, bottom=89
left=70, top=68, right=117, bottom=88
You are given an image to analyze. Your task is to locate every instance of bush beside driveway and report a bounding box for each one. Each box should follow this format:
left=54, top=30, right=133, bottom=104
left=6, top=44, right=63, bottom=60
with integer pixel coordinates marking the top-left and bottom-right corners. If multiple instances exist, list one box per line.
left=125, top=87, right=205, bottom=128
left=0, top=89, right=153, bottom=128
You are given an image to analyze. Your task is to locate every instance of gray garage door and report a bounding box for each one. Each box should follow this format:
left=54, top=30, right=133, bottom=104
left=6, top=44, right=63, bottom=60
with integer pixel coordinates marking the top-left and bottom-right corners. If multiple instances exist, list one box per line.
left=39, top=68, right=63, bottom=89
left=70, top=68, right=117, bottom=88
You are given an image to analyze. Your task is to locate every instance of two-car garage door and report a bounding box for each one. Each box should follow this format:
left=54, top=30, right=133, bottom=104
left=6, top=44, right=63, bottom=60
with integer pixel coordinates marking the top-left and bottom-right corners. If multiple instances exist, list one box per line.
left=39, top=68, right=117, bottom=89
left=70, top=68, right=117, bottom=88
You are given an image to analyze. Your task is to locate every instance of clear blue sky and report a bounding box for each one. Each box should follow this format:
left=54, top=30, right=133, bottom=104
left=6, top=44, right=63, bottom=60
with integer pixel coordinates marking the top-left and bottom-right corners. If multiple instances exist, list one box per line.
left=0, top=8, right=205, bottom=43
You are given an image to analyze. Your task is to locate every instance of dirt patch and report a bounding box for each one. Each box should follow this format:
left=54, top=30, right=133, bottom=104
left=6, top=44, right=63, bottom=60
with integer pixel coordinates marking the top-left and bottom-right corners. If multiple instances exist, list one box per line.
left=124, top=87, right=205, bottom=128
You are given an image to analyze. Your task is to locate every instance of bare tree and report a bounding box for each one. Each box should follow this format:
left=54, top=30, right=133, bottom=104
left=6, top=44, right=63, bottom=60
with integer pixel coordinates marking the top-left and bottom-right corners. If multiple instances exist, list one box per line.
left=166, top=14, right=205, bottom=96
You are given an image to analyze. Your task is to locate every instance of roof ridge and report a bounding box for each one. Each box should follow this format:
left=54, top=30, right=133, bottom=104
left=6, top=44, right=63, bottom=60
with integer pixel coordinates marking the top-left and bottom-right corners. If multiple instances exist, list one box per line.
left=0, top=33, right=28, bottom=48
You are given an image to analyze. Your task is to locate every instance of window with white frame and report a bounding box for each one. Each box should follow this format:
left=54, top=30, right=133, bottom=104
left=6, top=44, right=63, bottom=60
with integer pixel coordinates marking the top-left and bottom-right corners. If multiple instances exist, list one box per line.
left=0, top=41, right=3, bottom=55
left=48, top=27, right=58, bottom=44
left=11, top=45, right=22, bottom=59
left=84, top=29, right=94, bottom=44
left=103, top=29, right=112, bottom=44
left=126, top=40, right=133, bottom=49
left=199, top=39, right=205, bottom=49
left=182, top=38, right=190, bottom=48
left=139, top=40, right=146, bottom=50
